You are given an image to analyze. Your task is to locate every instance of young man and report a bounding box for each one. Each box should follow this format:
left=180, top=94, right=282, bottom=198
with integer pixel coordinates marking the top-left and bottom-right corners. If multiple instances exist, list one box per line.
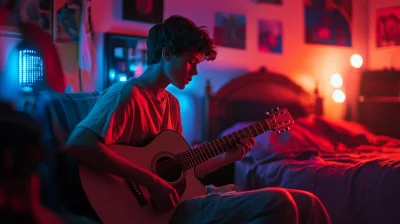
left=65, top=15, right=332, bottom=224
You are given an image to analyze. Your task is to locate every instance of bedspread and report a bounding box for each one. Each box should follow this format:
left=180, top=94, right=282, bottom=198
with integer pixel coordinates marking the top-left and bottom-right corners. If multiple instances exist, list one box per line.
left=235, top=148, right=400, bottom=224
left=221, top=116, right=400, bottom=224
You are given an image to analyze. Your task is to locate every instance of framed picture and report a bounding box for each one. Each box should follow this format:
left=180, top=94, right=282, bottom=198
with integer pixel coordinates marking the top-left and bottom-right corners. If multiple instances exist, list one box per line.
left=258, top=19, right=283, bottom=54
left=376, top=6, right=400, bottom=48
left=53, top=0, right=81, bottom=42
left=104, top=33, right=148, bottom=88
left=122, top=0, right=163, bottom=24
left=1, top=0, right=21, bottom=27
left=7, top=0, right=53, bottom=34
left=214, top=12, right=246, bottom=49
left=304, top=0, right=352, bottom=47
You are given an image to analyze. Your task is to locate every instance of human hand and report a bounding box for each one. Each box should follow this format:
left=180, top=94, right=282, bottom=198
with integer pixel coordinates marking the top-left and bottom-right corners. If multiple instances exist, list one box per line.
left=146, top=175, right=179, bottom=213
left=224, top=136, right=255, bottom=162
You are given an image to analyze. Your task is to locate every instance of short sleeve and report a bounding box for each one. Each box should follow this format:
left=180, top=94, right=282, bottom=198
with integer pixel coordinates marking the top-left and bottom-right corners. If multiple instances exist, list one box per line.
left=172, top=96, right=183, bottom=136
left=176, top=113, right=183, bottom=136
left=76, top=90, right=134, bottom=144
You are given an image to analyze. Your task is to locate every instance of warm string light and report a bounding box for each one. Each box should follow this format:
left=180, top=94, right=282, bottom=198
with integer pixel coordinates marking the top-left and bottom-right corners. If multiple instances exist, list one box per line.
left=330, top=73, right=345, bottom=103
left=350, top=54, right=363, bottom=69
left=330, top=73, right=343, bottom=88
left=332, top=89, right=346, bottom=103
left=330, top=54, right=363, bottom=103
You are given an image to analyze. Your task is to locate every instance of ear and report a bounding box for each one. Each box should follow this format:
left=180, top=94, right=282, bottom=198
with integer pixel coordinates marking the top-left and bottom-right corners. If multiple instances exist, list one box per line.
left=162, top=47, right=172, bottom=61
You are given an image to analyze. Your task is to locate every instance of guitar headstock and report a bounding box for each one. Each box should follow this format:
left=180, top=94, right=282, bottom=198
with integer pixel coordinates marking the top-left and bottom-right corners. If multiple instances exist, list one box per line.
left=265, top=107, right=294, bottom=134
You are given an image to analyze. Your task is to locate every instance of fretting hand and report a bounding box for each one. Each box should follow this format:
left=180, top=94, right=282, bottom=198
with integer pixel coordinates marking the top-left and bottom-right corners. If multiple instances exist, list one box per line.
left=224, top=137, right=255, bottom=162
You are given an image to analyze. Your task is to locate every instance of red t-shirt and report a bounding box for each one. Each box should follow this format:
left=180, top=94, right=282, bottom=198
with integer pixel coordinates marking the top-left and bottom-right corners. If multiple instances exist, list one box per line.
left=77, top=78, right=183, bottom=146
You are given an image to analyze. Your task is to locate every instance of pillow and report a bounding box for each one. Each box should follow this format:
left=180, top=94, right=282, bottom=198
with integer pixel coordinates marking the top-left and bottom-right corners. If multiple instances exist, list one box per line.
left=34, top=91, right=100, bottom=150
left=296, top=115, right=376, bottom=147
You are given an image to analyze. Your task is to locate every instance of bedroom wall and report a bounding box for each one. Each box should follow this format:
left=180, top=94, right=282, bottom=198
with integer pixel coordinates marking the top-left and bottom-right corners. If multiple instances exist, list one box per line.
left=87, top=0, right=369, bottom=142
left=0, top=26, right=22, bottom=102
left=0, top=0, right=369, bottom=143
left=368, top=0, right=400, bottom=70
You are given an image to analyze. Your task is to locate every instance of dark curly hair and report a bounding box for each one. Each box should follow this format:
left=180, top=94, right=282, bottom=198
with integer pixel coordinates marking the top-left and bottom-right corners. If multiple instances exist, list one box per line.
left=146, top=15, right=217, bottom=65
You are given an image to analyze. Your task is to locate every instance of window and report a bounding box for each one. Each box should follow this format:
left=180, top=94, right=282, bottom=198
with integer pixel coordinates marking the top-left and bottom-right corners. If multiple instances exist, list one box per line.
left=18, top=48, right=44, bottom=88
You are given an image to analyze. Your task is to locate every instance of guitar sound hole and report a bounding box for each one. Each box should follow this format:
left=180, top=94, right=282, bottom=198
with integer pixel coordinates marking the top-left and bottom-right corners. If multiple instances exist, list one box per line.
left=155, top=156, right=183, bottom=182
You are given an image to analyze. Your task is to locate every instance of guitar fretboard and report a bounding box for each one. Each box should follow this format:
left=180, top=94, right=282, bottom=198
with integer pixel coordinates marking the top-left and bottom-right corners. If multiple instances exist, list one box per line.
left=175, top=120, right=271, bottom=170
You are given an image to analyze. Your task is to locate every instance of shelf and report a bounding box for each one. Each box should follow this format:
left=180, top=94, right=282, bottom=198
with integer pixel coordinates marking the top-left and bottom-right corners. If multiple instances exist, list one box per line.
left=0, top=26, right=22, bottom=39
left=359, top=96, right=400, bottom=103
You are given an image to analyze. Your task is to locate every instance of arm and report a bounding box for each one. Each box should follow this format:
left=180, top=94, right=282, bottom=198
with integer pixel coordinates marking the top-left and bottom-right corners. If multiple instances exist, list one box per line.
left=173, top=98, right=254, bottom=182
left=194, top=138, right=255, bottom=180
left=66, top=127, right=180, bottom=213
left=63, top=90, right=157, bottom=188
left=65, top=127, right=156, bottom=187
left=65, top=90, right=179, bottom=212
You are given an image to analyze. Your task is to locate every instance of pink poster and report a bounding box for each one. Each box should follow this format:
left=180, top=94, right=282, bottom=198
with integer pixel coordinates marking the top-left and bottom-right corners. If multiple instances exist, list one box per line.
left=376, top=6, right=400, bottom=48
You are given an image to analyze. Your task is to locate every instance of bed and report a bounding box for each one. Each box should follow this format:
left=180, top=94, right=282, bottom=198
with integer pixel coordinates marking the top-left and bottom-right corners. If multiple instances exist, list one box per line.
left=201, top=67, right=400, bottom=224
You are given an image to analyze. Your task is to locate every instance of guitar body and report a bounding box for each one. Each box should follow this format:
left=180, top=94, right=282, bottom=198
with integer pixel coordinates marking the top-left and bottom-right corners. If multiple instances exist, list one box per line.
left=79, top=108, right=295, bottom=224
left=79, top=130, right=206, bottom=224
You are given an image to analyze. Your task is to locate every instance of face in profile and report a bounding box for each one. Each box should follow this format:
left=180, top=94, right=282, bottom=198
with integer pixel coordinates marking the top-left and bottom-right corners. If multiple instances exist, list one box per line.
left=163, top=48, right=203, bottom=90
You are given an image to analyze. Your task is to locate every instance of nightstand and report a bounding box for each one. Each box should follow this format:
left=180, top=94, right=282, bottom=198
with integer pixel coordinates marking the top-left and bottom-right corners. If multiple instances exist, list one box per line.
left=357, top=69, right=400, bottom=139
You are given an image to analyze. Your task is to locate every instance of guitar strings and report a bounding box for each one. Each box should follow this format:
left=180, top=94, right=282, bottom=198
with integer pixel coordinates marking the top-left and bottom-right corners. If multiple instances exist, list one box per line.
left=153, top=129, right=255, bottom=177
left=162, top=120, right=270, bottom=169
left=153, top=119, right=285, bottom=176
left=154, top=119, right=277, bottom=175
left=179, top=122, right=270, bottom=164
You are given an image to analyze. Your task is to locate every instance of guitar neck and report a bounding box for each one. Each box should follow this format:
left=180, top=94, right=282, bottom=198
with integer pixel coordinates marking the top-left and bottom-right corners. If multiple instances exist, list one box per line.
left=176, top=120, right=271, bottom=170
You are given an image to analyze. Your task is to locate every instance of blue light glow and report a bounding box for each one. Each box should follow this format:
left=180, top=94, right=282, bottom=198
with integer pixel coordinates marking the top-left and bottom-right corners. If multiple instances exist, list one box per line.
left=119, top=76, right=127, bottom=82
left=109, top=69, right=116, bottom=80
left=18, top=49, right=44, bottom=88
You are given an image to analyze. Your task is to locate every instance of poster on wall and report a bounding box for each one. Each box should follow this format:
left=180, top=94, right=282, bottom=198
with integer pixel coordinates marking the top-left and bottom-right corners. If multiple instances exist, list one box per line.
left=1, top=0, right=22, bottom=27
left=251, top=0, right=282, bottom=5
left=53, top=0, right=81, bottom=42
left=4, top=0, right=52, bottom=34
left=376, top=6, right=400, bottom=48
left=258, top=19, right=283, bottom=54
left=214, top=12, right=246, bottom=49
left=304, top=0, right=352, bottom=47
left=104, top=34, right=148, bottom=88
left=122, top=0, right=163, bottom=24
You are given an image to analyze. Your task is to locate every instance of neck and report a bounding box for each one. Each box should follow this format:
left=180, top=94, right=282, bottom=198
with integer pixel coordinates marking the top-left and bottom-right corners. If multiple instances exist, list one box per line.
left=176, top=119, right=272, bottom=170
left=139, top=65, right=170, bottom=99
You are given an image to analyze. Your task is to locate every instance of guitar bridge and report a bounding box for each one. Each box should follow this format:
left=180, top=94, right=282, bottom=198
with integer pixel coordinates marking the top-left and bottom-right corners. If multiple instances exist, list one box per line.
left=125, top=180, right=148, bottom=207
left=173, top=179, right=186, bottom=197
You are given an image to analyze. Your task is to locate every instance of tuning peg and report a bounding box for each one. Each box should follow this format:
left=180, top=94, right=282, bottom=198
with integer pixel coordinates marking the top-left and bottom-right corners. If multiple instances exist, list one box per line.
left=277, top=130, right=281, bottom=134
left=265, top=111, right=270, bottom=116
left=271, top=107, right=279, bottom=112
left=286, top=127, right=291, bottom=131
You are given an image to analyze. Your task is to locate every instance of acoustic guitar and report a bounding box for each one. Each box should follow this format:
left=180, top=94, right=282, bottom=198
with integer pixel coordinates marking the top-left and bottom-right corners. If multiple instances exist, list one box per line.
left=79, top=107, right=294, bottom=224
